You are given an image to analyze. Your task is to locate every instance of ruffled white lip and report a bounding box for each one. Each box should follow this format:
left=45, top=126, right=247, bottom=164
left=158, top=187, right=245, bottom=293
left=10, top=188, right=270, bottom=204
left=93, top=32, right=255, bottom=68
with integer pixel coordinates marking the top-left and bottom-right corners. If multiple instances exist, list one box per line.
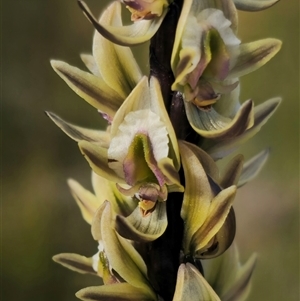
left=108, top=109, right=169, bottom=179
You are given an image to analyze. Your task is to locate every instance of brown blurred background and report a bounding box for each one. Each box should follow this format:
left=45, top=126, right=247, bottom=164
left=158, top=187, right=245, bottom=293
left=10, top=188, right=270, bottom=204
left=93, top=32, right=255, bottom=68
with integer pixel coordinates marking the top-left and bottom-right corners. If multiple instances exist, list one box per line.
left=2, top=0, right=299, bottom=300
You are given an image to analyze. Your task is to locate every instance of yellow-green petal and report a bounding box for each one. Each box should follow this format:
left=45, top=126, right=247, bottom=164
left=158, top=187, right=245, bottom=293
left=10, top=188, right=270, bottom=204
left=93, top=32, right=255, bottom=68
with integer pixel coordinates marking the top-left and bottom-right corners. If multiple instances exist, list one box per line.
left=78, top=140, right=125, bottom=184
left=181, top=141, right=220, bottom=182
left=92, top=172, right=136, bottom=216
left=197, top=207, right=236, bottom=259
left=238, top=149, right=269, bottom=187
left=202, top=243, right=257, bottom=301
left=191, top=185, right=236, bottom=254
left=92, top=2, right=142, bottom=98
left=157, top=157, right=184, bottom=192
left=179, top=142, right=215, bottom=252
left=101, top=202, right=155, bottom=298
left=68, top=178, right=101, bottom=224
left=46, top=112, right=110, bottom=146
left=78, top=0, right=167, bottom=46
left=51, top=60, right=123, bottom=117
left=53, top=253, right=96, bottom=275
left=173, top=263, right=221, bottom=301
left=80, top=53, right=100, bottom=76
left=220, top=154, right=244, bottom=188
left=228, top=38, right=282, bottom=79
left=206, top=97, right=281, bottom=160
left=76, top=283, right=156, bottom=301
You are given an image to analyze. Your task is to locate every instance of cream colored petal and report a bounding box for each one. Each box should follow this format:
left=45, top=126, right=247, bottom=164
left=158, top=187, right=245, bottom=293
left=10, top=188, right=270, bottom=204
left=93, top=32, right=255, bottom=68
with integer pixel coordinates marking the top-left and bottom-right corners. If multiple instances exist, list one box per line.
left=51, top=60, right=123, bottom=117
left=68, top=178, right=101, bottom=224
left=220, top=154, right=244, bottom=188
left=115, top=201, right=167, bottom=242
left=228, top=38, right=282, bottom=79
left=78, top=140, right=125, bottom=184
left=185, top=99, right=254, bottom=139
left=53, top=253, right=96, bottom=275
left=101, top=202, right=155, bottom=298
left=92, top=2, right=142, bottom=98
left=46, top=112, right=110, bottom=146
left=238, top=149, right=269, bottom=187
left=76, top=283, right=155, bottom=301
left=179, top=142, right=215, bottom=252
left=80, top=53, right=101, bottom=76
left=173, top=263, right=221, bottom=301
left=78, top=0, right=167, bottom=46
left=234, top=0, right=279, bottom=11
left=206, top=97, right=281, bottom=160
left=191, top=185, right=236, bottom=253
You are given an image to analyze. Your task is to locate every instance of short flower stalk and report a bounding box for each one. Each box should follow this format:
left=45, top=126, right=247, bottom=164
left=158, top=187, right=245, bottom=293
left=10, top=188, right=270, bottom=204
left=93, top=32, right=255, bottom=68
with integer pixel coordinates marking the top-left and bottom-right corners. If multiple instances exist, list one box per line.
left=48, top=0, right=282, bottom=299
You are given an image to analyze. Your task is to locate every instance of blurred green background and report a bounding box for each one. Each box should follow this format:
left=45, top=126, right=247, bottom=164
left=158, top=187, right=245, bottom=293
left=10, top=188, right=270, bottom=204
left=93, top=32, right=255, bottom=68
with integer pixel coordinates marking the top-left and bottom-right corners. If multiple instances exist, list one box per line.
left=2, top=0, right=299, bottom=300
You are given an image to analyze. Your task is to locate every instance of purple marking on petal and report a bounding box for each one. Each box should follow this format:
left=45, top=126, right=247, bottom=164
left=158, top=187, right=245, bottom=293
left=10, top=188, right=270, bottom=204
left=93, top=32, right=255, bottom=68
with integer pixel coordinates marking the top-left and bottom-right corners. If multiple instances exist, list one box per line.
left=123, top=0, right=143, bottom=11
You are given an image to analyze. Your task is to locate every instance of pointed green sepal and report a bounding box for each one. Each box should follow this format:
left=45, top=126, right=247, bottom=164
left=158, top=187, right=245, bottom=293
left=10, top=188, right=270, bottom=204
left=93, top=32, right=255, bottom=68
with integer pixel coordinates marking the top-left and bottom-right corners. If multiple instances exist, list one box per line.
left=92, top=2, right=142, bottom=97
left=76, top=283, right=156, bottom=301
left=100, top=202, right=154, bottom=297
left=206, top=97, right=281, bottom=160
left=68, top=178, right=101, bottom=224
left=202, top=243, right=257, bottom=301
left=220, top=154, right=244, bottom=188
left=78, top=140, right=125, bottom=184
left=180, top=141, right=215, bottom=252
left=51, top=60, right=123, bottom=117
left=191, top=185, right=236, bottom=254
left=80, top=53, right=100, bottom=75
left=52, top=253, right=96, bottom=275
left=238, top=149, right=269, bottom=187
left=196, top=207, right=236, bottom=259
left=173, top=263, right=221, bottom=301
left=46, top=112, right=110, bottom=146
left=92, top=172, right=136, bottom=216
left=228, top=38, right=282, bottom=79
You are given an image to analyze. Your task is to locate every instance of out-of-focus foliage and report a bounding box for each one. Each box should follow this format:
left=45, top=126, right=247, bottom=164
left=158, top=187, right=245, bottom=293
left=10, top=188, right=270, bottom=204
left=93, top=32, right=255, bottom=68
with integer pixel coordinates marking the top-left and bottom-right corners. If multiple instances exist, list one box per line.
left=2, top=0, right=299, bottom=301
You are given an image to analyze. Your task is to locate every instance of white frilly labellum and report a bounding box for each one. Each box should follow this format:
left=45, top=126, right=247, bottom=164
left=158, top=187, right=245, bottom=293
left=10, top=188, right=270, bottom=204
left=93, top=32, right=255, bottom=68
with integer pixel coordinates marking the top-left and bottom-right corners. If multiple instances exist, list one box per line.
left=108, top=109, right=169, bottom=178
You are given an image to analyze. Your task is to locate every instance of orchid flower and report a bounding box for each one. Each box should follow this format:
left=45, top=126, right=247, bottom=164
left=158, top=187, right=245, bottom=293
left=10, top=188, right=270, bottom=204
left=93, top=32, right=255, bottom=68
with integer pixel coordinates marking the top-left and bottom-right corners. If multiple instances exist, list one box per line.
left=170, top=0, right=281, bottom=140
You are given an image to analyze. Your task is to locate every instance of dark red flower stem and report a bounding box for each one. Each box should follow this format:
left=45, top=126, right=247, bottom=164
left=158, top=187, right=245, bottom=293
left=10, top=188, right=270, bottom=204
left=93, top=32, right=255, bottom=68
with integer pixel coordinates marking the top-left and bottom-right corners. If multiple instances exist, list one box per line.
left=148, top=1, right=201, bottom=300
